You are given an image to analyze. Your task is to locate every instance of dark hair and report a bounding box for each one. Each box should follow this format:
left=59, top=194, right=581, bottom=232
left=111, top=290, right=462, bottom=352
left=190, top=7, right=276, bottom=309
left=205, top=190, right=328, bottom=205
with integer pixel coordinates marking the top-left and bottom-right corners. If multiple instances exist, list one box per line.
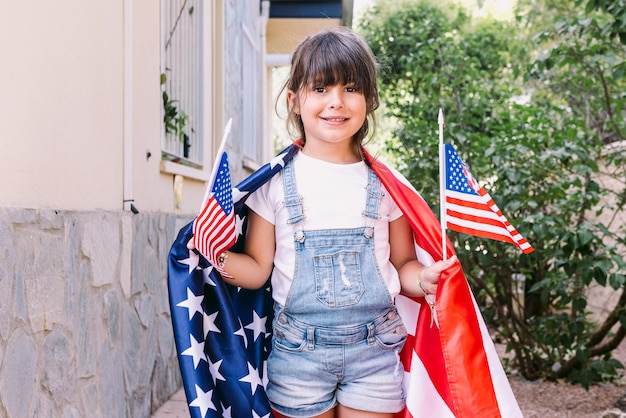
left=280, top=27, right=380, bottom=159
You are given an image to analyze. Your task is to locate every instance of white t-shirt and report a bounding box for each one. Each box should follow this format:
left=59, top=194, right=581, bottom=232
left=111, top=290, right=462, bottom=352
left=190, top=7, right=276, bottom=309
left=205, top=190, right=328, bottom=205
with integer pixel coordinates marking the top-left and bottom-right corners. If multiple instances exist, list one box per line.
left=245, top=151, right=404, bottom=305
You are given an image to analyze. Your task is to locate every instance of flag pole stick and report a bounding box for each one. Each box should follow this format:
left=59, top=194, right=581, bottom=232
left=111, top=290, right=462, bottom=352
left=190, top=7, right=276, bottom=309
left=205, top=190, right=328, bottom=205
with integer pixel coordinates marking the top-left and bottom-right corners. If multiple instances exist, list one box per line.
left=438, top=109, right=447, bottom=261
left=201, top=118, right=233, bottom=207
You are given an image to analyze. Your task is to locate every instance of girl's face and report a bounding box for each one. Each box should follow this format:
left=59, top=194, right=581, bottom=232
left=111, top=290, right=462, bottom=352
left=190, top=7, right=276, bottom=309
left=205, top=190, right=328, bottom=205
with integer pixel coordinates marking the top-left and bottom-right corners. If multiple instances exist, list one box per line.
left=288, top=83, right=367, bottom=148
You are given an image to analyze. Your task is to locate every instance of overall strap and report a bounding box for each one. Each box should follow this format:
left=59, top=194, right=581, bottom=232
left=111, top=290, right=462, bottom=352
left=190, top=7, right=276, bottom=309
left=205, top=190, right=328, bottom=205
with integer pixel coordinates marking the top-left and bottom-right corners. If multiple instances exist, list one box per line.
left=281, top=160, right=305, bottom=225
left=362, top=167, right=383, bottom=237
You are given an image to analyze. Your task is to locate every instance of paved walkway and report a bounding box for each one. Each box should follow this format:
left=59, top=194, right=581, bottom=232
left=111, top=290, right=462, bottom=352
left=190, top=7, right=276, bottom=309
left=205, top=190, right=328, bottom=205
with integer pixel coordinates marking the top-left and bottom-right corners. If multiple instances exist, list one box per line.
left=151, top=388, right=189, bottom=418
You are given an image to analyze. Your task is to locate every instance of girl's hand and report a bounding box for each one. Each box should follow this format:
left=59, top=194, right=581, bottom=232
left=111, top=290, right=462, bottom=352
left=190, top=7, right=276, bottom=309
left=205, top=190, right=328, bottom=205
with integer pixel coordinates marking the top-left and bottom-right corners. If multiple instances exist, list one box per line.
left=418, top=255, right=458, bottom=296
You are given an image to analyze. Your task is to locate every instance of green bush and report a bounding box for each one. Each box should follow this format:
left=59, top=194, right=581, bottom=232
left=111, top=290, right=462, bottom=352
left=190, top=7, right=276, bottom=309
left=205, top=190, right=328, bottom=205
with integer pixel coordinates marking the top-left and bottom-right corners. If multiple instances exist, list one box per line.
left=359, top=0, right=626, bottom=387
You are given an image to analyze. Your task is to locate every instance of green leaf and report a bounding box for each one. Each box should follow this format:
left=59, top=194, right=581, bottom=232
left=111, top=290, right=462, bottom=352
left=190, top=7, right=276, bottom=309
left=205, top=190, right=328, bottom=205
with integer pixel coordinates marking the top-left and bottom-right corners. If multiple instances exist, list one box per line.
left=572, top=297, right=587, bottom=311
left=577, top=230, right=593, bottom=246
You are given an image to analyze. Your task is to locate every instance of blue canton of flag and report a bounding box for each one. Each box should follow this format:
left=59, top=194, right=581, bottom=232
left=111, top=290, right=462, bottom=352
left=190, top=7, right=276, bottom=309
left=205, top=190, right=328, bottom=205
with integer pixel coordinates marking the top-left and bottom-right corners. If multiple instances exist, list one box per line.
left=212, top=154, right=233, bottom=214
left=168, top=144, right=300, bottom=418
left=445, top=146, right=480, bottom=195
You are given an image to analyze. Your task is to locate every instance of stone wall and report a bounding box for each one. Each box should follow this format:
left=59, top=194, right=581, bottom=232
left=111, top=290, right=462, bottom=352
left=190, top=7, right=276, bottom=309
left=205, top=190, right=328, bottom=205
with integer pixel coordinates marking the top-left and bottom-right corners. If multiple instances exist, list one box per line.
left=0, top=207, right=192, bottom=418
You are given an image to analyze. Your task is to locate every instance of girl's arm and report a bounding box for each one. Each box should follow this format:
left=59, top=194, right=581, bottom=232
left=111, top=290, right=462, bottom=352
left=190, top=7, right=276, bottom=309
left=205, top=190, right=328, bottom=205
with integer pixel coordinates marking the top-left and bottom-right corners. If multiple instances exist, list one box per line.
left=389, top=215, right=457, bottom=297
left=213, top=210, right=276, bottom=290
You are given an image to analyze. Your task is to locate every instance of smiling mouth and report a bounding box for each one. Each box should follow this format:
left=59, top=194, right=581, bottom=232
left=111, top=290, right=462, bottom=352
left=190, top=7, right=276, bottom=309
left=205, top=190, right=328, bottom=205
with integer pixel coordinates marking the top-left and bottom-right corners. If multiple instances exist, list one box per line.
left=322, top=117, right=349, bottom=122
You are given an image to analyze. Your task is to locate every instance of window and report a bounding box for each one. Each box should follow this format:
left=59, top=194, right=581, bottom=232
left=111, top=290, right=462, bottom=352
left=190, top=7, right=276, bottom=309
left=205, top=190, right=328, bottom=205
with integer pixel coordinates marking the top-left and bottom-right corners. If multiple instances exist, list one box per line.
left=161, top=0, right=204, bottom=167
left=242, top=23, right=263, bottom=164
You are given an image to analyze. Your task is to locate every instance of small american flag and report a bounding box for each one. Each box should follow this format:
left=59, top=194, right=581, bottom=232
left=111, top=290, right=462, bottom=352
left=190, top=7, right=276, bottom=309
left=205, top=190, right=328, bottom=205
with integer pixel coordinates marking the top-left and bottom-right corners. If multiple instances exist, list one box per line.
left=444, top=144, right=534, bottom=254
left=193, top=150, right=237, bottom=276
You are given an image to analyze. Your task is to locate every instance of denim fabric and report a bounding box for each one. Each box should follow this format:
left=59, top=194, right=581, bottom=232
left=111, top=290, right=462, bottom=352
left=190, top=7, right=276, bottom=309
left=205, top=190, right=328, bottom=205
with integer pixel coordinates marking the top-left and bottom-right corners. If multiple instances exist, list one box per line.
left=266, top=160, right=407, bottom=417
left=268, top=309, right=407, bottom=416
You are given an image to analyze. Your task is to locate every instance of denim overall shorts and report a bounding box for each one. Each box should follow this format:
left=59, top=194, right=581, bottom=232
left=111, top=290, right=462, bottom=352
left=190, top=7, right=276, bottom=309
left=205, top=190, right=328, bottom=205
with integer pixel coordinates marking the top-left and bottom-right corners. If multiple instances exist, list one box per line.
left=266, top=160, right=408, bottom=417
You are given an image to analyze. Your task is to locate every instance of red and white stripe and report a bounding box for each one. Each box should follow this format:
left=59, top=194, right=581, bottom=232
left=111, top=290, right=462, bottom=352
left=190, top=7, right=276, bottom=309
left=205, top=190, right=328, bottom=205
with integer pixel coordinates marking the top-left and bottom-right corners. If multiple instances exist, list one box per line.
left=193, top=195, right=236, bottom=276
left=446, top=188, right=534, bottom=254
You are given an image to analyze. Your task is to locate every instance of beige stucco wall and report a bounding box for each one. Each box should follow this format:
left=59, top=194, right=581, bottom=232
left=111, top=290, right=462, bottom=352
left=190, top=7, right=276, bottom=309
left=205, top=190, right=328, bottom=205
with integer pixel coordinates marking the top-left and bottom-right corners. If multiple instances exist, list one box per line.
left=1, top=1, right=125, bottom=210
left=266, top=18, right=340, bottom=54
left=0, top=0, right=214, bottom=214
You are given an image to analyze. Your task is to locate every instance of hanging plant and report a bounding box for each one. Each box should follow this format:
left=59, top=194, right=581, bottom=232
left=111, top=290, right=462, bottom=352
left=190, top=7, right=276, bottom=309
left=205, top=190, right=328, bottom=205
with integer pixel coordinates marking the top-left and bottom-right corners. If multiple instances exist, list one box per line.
left=161, top=71, right=190, bottom=144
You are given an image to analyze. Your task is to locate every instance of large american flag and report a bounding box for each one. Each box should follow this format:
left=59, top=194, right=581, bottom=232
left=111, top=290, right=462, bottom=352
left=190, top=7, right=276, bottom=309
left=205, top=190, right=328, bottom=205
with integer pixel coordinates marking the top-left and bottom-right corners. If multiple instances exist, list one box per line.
left=167, top=142, right=523, bottom=418
left=444, top=144, right=534, bottom=254
left=193, top=150, right=237, bottom=277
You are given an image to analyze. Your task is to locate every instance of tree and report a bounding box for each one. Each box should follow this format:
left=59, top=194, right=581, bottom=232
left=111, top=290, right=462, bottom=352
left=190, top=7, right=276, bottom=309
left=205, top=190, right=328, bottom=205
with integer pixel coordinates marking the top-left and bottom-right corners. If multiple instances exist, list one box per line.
left=359, top=0, right=626, bottom=387
left=580, top=0, right=626, bottom=44
left=515, top=0, right=626, bottom=386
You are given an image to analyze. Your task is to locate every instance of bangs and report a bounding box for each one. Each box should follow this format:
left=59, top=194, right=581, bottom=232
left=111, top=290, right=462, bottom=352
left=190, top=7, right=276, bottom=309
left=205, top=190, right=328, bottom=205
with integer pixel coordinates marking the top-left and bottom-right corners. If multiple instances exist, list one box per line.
left=305, top=49, right=366, bottom=89
left=298, top=31, right=375, bottom=92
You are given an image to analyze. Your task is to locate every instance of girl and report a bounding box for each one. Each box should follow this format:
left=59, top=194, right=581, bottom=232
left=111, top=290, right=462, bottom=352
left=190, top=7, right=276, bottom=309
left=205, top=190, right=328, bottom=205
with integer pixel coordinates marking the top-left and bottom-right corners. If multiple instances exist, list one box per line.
left=212, top=28, right=456, bottom=418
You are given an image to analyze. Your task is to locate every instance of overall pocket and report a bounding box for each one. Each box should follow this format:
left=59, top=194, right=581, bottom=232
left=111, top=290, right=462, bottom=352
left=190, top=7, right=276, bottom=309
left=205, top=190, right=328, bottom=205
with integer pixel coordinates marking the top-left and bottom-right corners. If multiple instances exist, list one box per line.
left=313, top=251, right=365, bottom=308
left=374, top=312, right=408, bottom=350
left=272, top=320, right=307, bottom=352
